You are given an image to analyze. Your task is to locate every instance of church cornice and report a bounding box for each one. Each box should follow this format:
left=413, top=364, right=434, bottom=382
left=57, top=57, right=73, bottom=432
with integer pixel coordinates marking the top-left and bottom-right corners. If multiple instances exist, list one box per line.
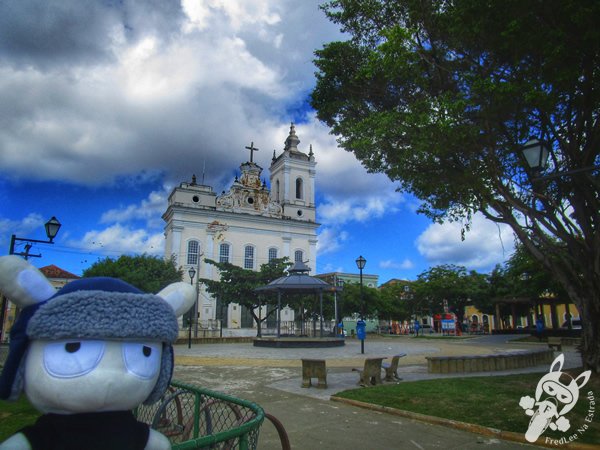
left=167, top=207, right=320, bottom=230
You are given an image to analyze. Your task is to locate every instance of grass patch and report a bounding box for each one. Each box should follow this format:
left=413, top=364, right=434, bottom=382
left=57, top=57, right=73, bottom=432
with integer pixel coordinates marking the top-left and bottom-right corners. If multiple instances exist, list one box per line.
left=0, top=396, right=40, bottom=441
left=335, top=371, right=599, bottom=445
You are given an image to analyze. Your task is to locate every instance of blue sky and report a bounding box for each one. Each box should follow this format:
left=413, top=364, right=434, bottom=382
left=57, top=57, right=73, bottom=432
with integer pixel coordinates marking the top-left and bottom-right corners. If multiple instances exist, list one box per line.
left=0, top=0, right=516, bottom=284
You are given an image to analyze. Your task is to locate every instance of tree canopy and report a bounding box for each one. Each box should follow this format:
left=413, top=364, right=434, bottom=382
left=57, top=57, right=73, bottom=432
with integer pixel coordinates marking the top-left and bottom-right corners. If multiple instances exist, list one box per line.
left=200, top=258, right=291, bottom=336
left=410, top=264, right=488, bottom=320
left=82, top=254, right=182, bottom=293
left=312, top=0, right=600, bottom=372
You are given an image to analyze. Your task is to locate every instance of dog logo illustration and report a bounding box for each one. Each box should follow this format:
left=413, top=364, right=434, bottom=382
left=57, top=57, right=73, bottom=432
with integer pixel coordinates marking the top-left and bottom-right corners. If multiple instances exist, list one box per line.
left=519, top=354, right=591, bottom=442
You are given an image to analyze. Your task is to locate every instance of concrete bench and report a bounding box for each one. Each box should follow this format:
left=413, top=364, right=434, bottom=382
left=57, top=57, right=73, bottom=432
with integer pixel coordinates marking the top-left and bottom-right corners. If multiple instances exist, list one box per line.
left=381, top=353, right=407, bottom=381
left=301, top=358, right=327, bottom=389
left=426, top=349, right=554, bottom=373
left=352, top=357, right=384, bottom=386
left=547, top=337, right=562, bottom=351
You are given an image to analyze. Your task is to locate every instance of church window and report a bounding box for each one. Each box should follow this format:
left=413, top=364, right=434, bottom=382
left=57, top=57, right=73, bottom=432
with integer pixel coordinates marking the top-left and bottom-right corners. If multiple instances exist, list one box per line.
left=294, top=250, right=303, bottom=263
left=295, top=177, right=303, bottom=199
left=244, top=245, right=255, bottom=269
left=187, top=240, right=199, bottom=265
left=219, top=243, right=230, bottom=263
left=268, top=248, right=278, bottom=262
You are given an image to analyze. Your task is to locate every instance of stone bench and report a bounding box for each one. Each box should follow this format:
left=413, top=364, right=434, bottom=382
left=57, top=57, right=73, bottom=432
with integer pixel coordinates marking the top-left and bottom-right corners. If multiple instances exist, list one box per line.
left=352, top=357, right=385, bottom=386
left=301, top=358, right=327, bottom=388
left=381, top=353, right=407, bottom=381
left=547, top=337, right=562, bottom=351
left=426, top=349, right=554, bottom=374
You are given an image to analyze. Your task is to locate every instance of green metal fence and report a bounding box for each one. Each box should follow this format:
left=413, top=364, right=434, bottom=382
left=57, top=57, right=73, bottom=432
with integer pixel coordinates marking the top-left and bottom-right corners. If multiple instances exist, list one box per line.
left=135, top=380, right=264, bottom=450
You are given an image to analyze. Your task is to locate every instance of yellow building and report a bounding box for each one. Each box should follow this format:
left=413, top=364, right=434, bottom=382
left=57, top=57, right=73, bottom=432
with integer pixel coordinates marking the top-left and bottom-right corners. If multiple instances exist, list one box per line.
left=465, top=297, right=580, bottom=332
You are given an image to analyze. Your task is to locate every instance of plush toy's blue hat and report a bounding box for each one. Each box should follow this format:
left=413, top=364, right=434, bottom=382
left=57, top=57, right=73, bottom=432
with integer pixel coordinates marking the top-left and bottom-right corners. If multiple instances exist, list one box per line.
left=0, top=277, right=179, bottom=404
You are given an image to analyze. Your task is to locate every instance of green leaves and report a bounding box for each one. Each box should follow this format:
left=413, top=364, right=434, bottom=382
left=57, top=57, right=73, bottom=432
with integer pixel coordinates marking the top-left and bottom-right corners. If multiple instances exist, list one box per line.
left=200, top=258, right=291, bottom=328
left=82, top=254, right=183, bottom=293
left=313, top=1, right=599, bottom=370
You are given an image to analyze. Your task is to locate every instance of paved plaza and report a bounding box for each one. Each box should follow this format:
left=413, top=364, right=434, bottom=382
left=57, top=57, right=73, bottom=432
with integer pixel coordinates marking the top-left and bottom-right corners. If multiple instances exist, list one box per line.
left=172, top=334, right=582, bottom=449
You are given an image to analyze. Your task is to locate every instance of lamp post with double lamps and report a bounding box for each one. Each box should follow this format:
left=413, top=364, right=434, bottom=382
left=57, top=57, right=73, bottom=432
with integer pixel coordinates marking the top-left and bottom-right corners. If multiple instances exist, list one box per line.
left=355, top=255, right=367, bottom=354
left=1, top=216, right=62, bottom=343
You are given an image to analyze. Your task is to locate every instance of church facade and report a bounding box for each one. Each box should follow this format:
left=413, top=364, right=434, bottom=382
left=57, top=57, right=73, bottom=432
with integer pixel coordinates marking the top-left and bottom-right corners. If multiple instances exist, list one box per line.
left=162, top=124, right=319, bottom=332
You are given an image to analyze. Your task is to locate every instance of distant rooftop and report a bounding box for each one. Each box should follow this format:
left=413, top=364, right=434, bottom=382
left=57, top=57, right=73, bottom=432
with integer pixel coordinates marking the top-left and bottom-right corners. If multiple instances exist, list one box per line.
left=40, top=264, right=80, bottom=280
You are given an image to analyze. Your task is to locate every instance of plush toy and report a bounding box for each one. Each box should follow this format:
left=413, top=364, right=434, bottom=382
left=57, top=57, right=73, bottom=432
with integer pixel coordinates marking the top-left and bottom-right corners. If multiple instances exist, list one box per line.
left=0, top=255, right=195, bottom=450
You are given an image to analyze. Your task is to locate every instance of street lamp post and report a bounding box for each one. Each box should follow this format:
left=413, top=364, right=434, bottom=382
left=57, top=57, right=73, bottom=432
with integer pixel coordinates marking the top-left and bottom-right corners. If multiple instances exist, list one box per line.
left=521, top=138, right=600, bottom=180
left=355, top=255, right=366, bottom=354
left=187, top=266, right=196, bottom=349
left=1, top=216, right=62, bottom=343
left=8, top=216, right=62, bottom=258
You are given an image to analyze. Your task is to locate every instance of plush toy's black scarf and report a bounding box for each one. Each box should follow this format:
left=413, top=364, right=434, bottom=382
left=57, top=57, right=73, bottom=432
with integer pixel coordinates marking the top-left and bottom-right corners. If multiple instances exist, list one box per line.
left=20, top=411, right=150, bottom=450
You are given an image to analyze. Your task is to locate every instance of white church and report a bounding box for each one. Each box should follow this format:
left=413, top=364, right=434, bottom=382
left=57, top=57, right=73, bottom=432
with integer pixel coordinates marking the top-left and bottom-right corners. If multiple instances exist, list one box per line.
left=162, top=124, right=319, bottom=334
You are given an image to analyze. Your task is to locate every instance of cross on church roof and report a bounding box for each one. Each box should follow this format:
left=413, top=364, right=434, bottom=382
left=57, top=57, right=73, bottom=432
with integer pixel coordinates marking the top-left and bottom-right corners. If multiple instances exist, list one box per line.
left=245, top=141, right=259, bottom=163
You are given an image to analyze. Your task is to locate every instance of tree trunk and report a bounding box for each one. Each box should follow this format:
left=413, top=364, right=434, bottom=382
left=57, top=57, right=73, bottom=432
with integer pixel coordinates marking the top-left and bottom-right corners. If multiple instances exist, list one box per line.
left=578, top=295, right=600, bottom=373
left=251, top=311, right=261, bottom=338
left=503, top=212, right=600, bottom=374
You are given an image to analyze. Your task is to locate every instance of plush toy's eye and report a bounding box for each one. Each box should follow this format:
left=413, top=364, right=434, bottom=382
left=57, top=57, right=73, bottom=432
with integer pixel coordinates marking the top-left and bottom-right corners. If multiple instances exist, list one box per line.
left=44, top=340, right=105, bottom=378
left=122, top=342, right=161, bottom=379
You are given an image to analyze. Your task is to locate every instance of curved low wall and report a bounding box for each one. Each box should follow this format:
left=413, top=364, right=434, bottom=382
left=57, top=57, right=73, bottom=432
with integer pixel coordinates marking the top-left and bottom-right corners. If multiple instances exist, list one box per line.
left=253, top=337, right=345, bottom=348
left=426, top=348, right=554, bottom=373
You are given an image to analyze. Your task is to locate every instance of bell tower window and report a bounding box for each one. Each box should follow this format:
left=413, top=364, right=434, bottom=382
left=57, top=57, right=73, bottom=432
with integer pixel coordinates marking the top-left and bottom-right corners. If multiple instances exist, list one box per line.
left=295, top=177, right=303, bottom=200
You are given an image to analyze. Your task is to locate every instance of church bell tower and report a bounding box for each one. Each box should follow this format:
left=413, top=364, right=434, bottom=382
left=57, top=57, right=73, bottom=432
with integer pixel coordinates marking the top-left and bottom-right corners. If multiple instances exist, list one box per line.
left=269, top=123, right=316, bottom=222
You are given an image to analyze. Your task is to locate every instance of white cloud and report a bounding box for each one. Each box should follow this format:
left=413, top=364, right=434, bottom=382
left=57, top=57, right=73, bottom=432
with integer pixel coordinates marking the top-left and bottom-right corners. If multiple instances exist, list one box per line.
left=0, top=1, right=341, bottom=186
left=380, top=259, right=414, bottom=270
left=76, top=224, right=164, bottom=256
left=100, top=187, right=170, bottom=228
left=0, top=213, right=45, bottom=251
left=318, top=193, right=404, bottom=226
left=319, top=262, right=345, bottom=274
left=416, top=213, right=515, bottom=271
left=317, top=227, right=349, bottom=255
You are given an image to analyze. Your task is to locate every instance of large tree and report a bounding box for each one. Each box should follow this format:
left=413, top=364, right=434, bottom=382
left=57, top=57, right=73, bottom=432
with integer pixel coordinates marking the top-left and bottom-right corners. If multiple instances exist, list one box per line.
left=337, top=282, right=382, bottom=319
left=200, top=258, right=291, bottom=336
left=410, top=264, right=488, bottom=321
left=83, top=254, right=182, bottom=293
left=312, top=1, right=600, bottom=371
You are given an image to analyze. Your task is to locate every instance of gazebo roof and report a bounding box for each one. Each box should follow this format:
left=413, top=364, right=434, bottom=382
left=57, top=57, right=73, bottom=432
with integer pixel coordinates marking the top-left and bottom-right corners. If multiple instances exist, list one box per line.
left=255, top=261, right=336, bottom=293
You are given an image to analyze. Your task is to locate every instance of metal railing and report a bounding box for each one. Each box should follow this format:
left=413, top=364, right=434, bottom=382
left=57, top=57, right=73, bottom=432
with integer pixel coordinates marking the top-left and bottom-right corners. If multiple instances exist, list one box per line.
left=135, top=380, right=264, bottom=449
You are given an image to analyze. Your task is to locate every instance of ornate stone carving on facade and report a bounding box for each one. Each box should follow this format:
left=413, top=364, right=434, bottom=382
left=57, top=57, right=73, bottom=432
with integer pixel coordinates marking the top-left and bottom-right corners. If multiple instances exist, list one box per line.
left=215, top=161, right=283, bottom=218
left=207, top=220, right=228, bottom=241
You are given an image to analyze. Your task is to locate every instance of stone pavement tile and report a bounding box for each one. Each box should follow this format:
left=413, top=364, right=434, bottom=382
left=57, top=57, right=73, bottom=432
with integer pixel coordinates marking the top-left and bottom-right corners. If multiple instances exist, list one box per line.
left=171, top=336, right=584, bottom=449
left=173, top=364, right=537, bottom=450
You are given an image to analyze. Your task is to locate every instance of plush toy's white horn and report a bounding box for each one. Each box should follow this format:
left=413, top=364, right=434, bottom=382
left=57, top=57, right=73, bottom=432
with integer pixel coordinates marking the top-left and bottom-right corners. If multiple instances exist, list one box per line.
left=0, top=255, right=56, bottom=307
left=157, top=282, right=196, bottom=317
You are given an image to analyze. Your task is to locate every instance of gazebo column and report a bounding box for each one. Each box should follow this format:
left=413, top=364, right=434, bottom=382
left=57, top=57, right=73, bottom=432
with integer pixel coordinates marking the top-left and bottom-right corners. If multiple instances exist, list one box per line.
left=536, top=302, right=545, bottom=325
left=319, top=290, right=323, bottom=338
left=550, top=302, right=559, bottom=329
left=527, top=302, right=534, bottom=328
left=494, top=303, right=501, bottom=330
left=277, top=290, right=281, bottom=338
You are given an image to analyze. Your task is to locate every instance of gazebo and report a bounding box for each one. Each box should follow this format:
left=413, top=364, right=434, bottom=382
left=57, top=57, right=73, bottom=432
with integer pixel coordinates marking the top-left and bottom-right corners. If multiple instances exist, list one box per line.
left=254, top=261, right=344, bottom=347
